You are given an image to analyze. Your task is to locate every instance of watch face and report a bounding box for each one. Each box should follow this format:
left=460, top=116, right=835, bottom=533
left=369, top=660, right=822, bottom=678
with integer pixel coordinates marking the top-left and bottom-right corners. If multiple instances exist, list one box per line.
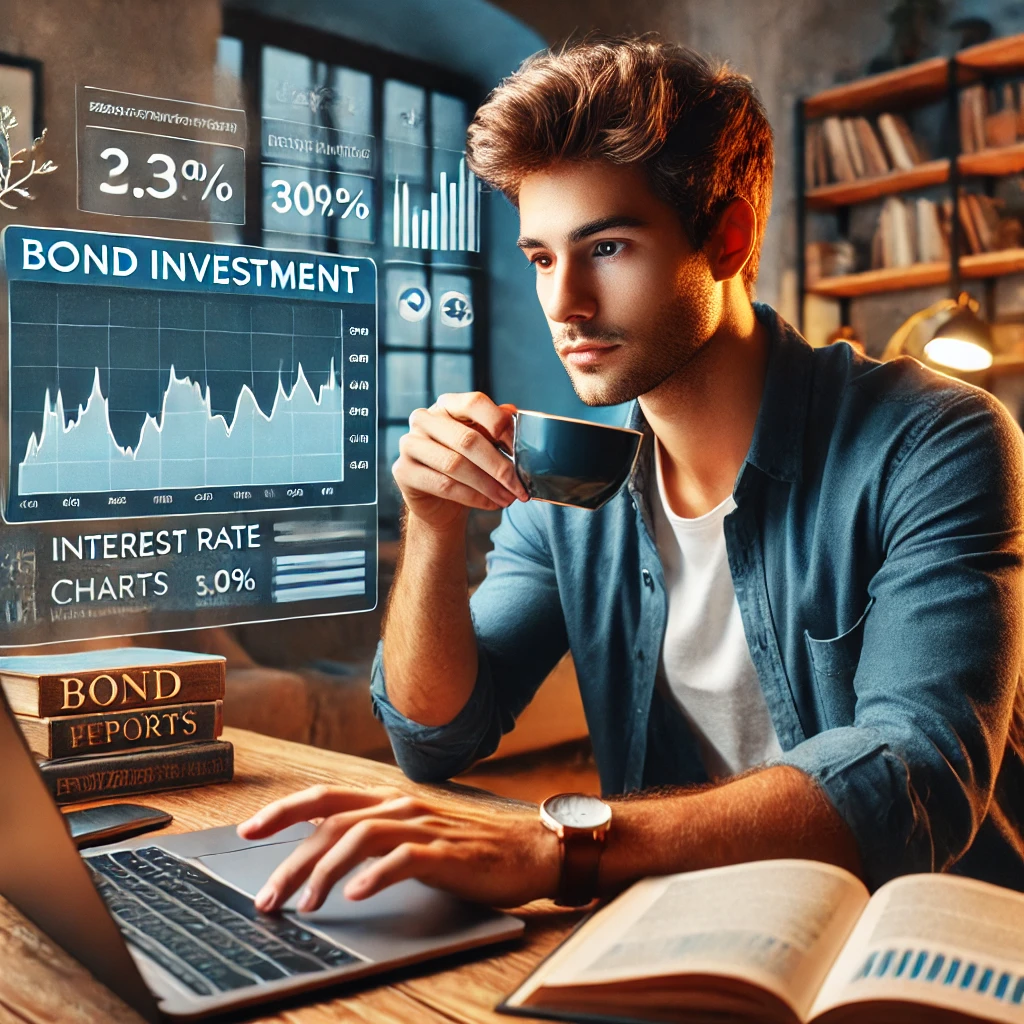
left=544, top=793, right=612, bottom=830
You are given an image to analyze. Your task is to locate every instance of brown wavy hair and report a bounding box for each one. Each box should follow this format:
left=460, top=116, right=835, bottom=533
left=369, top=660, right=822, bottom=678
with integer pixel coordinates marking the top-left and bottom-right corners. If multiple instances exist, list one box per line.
left=466, top=35, right=774, bottom=293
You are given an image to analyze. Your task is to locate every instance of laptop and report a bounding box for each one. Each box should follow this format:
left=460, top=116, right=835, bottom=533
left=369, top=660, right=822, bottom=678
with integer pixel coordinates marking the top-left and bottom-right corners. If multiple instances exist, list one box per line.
left=0, top=690, right=525, bottom=1021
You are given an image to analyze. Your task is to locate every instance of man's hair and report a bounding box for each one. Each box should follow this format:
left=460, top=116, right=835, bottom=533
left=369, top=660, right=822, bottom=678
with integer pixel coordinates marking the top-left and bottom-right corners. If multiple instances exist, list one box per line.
left=466, top=36, right=774, bottom=293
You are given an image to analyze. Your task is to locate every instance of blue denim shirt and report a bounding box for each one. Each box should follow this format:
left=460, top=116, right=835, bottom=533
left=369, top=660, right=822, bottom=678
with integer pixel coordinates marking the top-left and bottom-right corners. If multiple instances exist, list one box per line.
left=372, top=303, right=1024, bottom=892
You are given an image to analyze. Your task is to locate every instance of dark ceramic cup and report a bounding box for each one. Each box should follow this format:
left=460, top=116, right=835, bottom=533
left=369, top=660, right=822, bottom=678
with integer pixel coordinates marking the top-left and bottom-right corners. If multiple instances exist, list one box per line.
left=499, top=410, right=643, bottom=511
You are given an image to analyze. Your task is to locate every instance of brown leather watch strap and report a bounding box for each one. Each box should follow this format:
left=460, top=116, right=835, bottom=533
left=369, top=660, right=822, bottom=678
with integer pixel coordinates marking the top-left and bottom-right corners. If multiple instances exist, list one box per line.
left=555, top=830, right=605, bottom=907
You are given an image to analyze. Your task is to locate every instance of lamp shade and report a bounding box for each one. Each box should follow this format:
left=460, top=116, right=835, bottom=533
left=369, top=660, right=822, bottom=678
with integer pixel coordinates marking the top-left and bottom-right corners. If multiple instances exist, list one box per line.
left=923, top=305, right=994, bottom=372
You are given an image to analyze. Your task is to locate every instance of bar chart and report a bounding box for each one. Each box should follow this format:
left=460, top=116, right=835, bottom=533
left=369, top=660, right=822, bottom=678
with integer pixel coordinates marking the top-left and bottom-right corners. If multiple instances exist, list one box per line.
left=391, top=155, right=480, bottom=253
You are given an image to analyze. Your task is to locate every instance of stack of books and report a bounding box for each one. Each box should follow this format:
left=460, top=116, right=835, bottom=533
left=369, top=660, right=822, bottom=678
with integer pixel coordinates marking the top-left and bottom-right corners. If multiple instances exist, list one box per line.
left=0, top=648, right=232, bottom=804
left=960, top=82, right=1024, bottom=153
left=866, top=193, right=1023, bottom=270
left=805, top=113, right=926, bottom=187
left=869, top=196, right=950, bottom=269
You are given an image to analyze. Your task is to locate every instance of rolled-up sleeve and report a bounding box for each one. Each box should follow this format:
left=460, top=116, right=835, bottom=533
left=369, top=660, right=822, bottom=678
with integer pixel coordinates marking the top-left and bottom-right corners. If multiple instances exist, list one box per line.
left=371, top=501, right=570, bottom=782
left=776, top=390, right=1024, bottom=890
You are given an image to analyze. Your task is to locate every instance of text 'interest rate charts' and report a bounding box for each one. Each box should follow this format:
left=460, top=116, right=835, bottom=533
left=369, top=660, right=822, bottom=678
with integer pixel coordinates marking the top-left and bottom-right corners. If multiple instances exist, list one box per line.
left=0, top=226, right=377, bottom=644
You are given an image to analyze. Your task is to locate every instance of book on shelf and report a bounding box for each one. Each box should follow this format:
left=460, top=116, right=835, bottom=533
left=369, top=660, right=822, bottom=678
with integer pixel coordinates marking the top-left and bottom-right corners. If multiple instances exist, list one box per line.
left=37, top=739, right=234, bottom=804
left=852, top=117, right=890, bottom=177
left=876, top=113, right=920, bottom=172
left=0, top=647, right=226, bottom=718
left=812, top=124, right=829, bottom=187
left=873, top=196, right=916, bottom=269
left=960, top=84, right=989, bottom=154
left=805, top=123, right=819, bottom=189
left=499, top=858, right=1024, bottom=1024
left=807, top=117, right=892, bottom=187
left=939, top=193, right=1012, bottom=255
left=821, top=117, right=856, bottom=182
left=915, top=197, right=950, bottom=264
left=16, top=700, right=223, bottom=760
left=840, top=119, right=866, bottom=178
left=804, top=240, right=857, bottom=284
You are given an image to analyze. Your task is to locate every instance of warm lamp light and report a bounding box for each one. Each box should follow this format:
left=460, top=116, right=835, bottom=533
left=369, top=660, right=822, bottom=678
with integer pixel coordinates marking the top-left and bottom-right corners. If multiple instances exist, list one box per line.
left=881, top=292, right=993, bottom=373
left=924, top=303, right=994, bottom=371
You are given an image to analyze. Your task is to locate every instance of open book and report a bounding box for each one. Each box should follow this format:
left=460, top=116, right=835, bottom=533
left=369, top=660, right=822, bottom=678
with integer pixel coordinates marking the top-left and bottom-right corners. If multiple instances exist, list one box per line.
left=499, top=859, right=1024, bottom=1024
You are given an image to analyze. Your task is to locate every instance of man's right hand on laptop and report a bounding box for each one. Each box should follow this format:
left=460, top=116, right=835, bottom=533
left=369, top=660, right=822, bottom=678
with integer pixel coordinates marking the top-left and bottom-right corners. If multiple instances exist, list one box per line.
left=392, top=392, right=529, bottom=533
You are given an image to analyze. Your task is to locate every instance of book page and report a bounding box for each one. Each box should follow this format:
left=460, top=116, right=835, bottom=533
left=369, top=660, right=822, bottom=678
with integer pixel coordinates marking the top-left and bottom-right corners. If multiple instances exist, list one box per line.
left=508, top=859, right=867, bottom=1020
left=810, top=873, right=1024, bottom=1024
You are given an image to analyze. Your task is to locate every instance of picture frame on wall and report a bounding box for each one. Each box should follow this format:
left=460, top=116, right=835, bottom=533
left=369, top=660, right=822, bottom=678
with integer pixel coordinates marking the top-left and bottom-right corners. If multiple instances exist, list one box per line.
left=0, top=52, right=43, bottom=159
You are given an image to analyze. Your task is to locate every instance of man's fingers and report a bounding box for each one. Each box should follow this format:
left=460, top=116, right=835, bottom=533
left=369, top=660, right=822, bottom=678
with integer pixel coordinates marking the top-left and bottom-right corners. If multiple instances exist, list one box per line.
left=237, top=785, right=387, bottom=840
left=399, top=433, right=517, bottom=507
left=432, top=391, right=515, bottom=444
left=298, top=821, right=439, bottom=911
left=392, top=459, right=503, bottom=512
left=344, top=839, right=451, bottom=901
left=252, top=796, right=432, bottom=910
left=408, top=407, right=527, bottom=501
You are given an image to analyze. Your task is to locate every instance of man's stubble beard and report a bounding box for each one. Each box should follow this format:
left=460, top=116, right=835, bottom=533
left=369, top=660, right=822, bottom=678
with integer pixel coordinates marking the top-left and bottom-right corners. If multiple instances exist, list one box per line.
left=559, top=270, right=719, bottom=408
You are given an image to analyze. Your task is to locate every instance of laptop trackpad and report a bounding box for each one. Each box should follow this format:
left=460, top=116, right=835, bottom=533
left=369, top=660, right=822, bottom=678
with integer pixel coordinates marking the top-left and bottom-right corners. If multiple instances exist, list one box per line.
left=198, top=840, right=505, bottom=963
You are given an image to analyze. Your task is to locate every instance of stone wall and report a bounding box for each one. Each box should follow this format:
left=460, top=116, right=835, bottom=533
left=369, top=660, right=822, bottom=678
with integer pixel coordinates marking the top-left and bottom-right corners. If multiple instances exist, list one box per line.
left=490, top=0, right=1024, bottom=353
left=0, top=0, right=222, bottom=240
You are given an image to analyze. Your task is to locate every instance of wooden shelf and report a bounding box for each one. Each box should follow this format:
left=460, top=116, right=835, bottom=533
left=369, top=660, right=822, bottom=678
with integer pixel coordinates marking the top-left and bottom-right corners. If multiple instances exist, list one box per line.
left=986, top=354, right=1024, bottom=377
left=959, top=142, right=1024, bottom=178
left=808, top=248, right=1024, bottom=299
left=803, top=35, right=1024, bottom=120
left=804, top=57, right=950, bottom=119
left=960, top=248, right=1024, bottom=279
left=956, top=36, right=1024, bottom=76
left=805, top=159, right=948, bottom=209
left=808, top=262, right=949, bottom=298
left=804, top=144, right=1024, bottom=209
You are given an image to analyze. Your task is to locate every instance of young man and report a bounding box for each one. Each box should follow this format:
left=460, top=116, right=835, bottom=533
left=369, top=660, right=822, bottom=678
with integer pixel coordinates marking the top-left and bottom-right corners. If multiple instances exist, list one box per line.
left=239, top=38, right=1024, bottom=913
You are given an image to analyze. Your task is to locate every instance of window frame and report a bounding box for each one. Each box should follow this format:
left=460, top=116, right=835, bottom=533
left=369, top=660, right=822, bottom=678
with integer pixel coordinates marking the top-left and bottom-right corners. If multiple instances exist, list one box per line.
left=221, top=11, right=491, bottom=529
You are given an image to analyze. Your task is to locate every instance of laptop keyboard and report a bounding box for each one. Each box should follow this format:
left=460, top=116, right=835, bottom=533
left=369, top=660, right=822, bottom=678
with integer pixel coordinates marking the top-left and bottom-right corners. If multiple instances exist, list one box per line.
left=85, top=846, right=360, bottom=996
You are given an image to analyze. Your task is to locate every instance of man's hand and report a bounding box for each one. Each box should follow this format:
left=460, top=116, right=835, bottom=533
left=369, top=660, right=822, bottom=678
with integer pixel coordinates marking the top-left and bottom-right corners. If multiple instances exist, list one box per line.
left=394, top=392, right=529, bottom=533
left=236, top=785, right=561, bottom=911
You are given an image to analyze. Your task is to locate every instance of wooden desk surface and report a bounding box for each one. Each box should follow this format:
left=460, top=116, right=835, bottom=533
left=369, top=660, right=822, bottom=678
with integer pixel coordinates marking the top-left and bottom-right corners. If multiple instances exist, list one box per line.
left=0, top=727, right=584, bottom=1024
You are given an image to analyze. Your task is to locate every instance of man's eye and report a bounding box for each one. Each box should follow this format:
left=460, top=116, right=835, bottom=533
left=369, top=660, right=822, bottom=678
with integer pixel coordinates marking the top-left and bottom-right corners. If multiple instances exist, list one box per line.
left=529, top=254, right=552, bottom=268
left=594, top=240, right=623, bottom=258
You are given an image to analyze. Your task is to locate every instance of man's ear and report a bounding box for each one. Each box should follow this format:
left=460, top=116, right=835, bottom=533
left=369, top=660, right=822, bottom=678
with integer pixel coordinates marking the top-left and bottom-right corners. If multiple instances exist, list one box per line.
left=706, top=196, right=757, bottom=283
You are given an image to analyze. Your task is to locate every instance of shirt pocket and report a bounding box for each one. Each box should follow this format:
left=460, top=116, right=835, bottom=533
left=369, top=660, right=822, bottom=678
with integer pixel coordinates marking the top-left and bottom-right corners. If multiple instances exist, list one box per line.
left=803, top=597, right=874, bottom=731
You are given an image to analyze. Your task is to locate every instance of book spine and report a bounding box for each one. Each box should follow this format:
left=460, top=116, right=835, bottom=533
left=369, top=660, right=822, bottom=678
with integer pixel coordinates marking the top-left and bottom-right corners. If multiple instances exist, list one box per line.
left=39, top=740, right=234, bottom=805
left=30, top=662, right=225, bottom=718
left=30, top=700, right=223, bottom=760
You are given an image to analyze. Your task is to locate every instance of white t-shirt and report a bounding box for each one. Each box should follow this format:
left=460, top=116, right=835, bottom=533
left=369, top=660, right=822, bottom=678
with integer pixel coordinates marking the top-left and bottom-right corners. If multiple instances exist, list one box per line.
left=651, top=442, right=782, bottom=779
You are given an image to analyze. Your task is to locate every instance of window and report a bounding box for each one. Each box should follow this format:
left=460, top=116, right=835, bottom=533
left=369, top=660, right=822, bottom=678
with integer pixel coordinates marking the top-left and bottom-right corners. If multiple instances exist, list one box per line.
left=220, top=14, right=486, bottom=529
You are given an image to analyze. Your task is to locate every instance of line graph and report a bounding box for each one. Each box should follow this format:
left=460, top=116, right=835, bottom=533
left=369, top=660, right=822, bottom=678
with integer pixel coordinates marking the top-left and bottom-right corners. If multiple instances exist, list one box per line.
left=19, top=359, right=343, bottom=493
left=5, top=278, right=375, bottom=522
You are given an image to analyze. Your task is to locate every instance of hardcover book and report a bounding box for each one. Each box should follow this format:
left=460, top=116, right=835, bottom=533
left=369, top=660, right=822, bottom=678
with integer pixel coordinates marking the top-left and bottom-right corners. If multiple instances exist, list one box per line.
left=499, top=858, right=1024, bottom=1024
left=0, top=647, right=226, bottom=718
left=16, top=700, right=223, bottom=760
left=38, top=740, right=234, bottom=804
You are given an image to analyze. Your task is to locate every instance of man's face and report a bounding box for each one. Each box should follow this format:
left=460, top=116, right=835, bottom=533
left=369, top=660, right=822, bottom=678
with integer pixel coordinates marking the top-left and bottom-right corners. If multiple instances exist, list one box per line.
left=517, top=160, right=721, bottom=406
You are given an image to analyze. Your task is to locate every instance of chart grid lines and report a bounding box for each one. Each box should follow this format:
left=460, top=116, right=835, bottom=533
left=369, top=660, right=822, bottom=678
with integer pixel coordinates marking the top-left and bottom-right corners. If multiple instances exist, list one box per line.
left=12, top=284, right=346, bottom=496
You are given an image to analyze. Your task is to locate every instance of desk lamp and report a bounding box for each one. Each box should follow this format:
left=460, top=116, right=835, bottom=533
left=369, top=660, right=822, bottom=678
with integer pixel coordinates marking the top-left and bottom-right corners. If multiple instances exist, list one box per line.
left=881, top=292, right=994, bottom=372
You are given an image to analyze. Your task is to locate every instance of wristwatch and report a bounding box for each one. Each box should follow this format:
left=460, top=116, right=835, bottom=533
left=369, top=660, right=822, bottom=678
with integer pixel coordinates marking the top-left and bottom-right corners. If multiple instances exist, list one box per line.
left=539, top=793, right=612, bottom=907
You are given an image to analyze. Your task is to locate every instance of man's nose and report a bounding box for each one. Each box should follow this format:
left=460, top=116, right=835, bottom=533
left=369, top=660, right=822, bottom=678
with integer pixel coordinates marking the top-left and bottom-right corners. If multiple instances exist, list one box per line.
left=542, top=259, right=597, bottom=325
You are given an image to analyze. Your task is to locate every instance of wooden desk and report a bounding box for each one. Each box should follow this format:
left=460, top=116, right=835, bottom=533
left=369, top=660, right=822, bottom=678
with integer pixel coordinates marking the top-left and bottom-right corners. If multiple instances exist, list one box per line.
left=0, top=727, right=583, bottom=1024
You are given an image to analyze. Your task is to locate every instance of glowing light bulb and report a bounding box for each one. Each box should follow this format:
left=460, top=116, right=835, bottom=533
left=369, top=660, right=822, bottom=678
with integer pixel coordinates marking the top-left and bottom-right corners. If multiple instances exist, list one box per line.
left=923, top=336, right=994, bottom=372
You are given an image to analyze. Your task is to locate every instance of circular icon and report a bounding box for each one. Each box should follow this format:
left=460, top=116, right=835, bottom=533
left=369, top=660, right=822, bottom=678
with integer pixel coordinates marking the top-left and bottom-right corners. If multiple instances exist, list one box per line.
left=398, top=285, right=431, bottom=323
left=439, top=291, right=474, bottom=329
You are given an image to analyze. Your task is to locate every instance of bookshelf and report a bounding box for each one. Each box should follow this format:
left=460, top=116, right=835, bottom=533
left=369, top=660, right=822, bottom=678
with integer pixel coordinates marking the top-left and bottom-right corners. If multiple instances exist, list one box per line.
left=797, top=33, right=1024, bottom=352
